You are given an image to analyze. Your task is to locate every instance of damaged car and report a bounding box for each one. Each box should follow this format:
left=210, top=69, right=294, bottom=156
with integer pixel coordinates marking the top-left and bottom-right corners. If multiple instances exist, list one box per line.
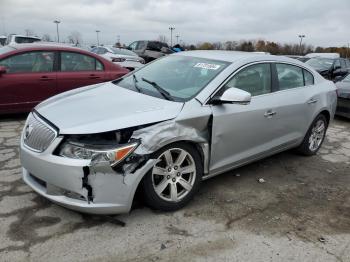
left=20, top=51, right=337, bottom=214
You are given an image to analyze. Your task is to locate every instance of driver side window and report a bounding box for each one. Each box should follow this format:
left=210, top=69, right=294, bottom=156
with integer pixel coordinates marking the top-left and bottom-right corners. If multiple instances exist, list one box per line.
left=224, top=63, right=272, bottom=96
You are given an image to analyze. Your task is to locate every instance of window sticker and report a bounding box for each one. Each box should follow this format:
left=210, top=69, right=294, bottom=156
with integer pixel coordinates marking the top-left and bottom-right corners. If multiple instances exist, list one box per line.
left=194, top=63, right=221, bottom=70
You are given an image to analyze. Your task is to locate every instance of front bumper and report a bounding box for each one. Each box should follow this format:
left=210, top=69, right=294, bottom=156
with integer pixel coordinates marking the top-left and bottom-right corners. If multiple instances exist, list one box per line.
left=20, top=136, right=155, bottom=215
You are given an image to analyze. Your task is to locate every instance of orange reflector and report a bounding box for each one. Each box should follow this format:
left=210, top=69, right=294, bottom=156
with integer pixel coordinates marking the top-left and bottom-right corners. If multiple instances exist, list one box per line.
left=115, top=145, right=134, bottom=161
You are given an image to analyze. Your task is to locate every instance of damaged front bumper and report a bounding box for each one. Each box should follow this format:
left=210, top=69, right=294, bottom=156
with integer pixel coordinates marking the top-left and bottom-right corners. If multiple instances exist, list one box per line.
left=20, top=137, right=155, bottom=215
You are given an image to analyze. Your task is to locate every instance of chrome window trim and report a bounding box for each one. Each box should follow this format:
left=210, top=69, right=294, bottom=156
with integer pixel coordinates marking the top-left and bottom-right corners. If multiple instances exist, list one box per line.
left=204, top=60, right=315, bottom=105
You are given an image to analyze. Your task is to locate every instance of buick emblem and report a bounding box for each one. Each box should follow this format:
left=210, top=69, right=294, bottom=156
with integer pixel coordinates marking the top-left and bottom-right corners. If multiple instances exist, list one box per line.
left=24, top=124, right=34, bottom=139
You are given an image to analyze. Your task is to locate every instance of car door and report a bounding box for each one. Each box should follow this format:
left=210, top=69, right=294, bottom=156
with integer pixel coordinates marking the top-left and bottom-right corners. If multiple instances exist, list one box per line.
left=0, top=50, right=57, bottom=113
left=271, top=63, right=317, bottom=146
left=209, top=63, right=283, bottom=173
left=56, top=51, right=107, bottom=93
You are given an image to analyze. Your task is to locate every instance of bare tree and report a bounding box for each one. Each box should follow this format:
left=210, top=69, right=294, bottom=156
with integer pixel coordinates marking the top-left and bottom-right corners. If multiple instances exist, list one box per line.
left=42, top=34, right=52, bottom=42
left=67, top=31, right=82, bottom=46
left=157, top=35, right=168, bottom=44
left=24, top=29, right=34, bottom=36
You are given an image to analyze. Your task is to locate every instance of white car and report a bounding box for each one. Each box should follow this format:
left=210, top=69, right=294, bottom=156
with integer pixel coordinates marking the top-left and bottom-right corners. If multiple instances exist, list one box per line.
left=5, top=34, right=41, bottom=45
left=91, top=46, right=145, bottom=71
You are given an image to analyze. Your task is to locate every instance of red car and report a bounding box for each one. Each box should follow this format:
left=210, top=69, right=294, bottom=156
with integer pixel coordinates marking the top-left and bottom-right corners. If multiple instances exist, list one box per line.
left=0, top=44, right=129, bottom=114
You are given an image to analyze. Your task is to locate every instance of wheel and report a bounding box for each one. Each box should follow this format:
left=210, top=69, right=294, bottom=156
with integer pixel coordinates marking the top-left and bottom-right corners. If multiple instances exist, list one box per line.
left=297, top=114, right=328, bottom=155
left=142, top=142, right=203, bottom=211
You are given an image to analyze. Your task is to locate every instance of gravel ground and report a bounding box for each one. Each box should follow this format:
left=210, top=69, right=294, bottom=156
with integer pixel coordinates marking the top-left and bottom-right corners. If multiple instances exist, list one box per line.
left=0, top=114, right=349, bottom=262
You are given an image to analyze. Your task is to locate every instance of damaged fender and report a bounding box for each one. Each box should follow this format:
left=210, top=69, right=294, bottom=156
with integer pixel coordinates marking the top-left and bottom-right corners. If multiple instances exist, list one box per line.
left=131, top=100, right=212, bottom=174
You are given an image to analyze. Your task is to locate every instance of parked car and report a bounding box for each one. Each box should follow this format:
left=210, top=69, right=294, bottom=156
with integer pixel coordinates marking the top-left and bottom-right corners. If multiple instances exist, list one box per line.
left=335, top=73, right=350, bottom=118
left=127, top=40, right=174, bottom=63
left=5, top=34, right=41, bottom=45
left=305, top=57, right=350, bottom=81
left=0, top=43, right=129, bottom=114
left=91, top=46, right=144, bottom=71
left=0, top=35, right=6, bottom=46
left=20, top=51, right=337, bottom=215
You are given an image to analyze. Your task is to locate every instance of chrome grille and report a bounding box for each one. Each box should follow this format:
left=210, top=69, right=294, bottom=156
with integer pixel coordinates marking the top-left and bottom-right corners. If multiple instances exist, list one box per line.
left=23, top=113, right=57, bottom=152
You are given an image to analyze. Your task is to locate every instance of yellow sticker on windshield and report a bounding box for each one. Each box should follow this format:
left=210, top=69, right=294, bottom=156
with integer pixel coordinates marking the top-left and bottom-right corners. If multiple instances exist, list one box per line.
left=194, top=63, right=221, bottom=70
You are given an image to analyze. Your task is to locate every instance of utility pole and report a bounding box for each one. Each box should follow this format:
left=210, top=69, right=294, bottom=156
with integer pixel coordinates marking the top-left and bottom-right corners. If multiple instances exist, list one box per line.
left=175, top=35, right=179, bottom=45
left=96, top=30, right=100, bottom=46
left=169, top=27, right=175, bottom=47
left=53, top=20, right=61, bottom=42
left=298, top=34, right=305, bottom=55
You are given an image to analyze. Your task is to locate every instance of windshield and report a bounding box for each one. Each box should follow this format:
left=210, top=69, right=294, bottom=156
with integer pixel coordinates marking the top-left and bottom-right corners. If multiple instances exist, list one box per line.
left=114, top=55, right=230, bottom=102
left=0, top=46, right=15, bottom=55
left=306, top=58, right=334, bottom=71
left=110, top=47, right=137, bottom=56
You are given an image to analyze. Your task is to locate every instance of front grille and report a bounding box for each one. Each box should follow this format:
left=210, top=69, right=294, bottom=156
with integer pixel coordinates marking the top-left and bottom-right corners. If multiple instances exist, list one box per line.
left=23, top=113, right=57, bottom=152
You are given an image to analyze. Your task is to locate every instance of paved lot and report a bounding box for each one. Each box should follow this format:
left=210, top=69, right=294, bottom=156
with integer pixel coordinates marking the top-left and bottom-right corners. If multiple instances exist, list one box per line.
left=0, top=114, right=349, bottom=262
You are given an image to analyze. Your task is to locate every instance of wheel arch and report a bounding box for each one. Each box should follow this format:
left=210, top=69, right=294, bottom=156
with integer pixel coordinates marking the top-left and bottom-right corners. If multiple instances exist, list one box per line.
left=131, top=139, right=209, bottom=208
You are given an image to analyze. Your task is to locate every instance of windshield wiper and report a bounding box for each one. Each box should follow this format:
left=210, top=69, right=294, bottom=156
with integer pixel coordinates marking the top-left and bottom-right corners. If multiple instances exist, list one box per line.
left=141, top=77, right=174, bottom=101
left=132, top=74, right=142, bottom=93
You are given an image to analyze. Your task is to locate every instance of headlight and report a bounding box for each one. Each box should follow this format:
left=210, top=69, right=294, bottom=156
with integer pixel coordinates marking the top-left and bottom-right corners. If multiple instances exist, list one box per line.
left=59, top=141, right=139, bottom=167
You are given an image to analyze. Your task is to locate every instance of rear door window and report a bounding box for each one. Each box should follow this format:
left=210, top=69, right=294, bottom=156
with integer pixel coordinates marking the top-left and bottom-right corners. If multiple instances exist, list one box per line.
left=276, top=63, right=304, bottom=90
left=60, top=52, right=104, bottom=71
left=0, top=51, right=54, bottom=73
left=304, top=69, right=314, bottom=86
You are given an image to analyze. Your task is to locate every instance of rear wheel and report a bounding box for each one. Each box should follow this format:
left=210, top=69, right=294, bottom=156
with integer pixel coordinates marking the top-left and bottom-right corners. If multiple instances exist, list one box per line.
left=142, top=142, right=203, bottom=211
left=297, top=114, right=328, bottom=155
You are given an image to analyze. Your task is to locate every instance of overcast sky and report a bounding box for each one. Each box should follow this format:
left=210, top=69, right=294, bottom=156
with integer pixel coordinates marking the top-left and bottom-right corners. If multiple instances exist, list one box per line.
left=1, top=0, right=349, bottom=47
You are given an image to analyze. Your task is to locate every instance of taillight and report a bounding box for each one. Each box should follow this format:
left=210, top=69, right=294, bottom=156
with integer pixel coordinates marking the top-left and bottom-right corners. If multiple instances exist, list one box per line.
left=112, top=57, right=126, bottom=62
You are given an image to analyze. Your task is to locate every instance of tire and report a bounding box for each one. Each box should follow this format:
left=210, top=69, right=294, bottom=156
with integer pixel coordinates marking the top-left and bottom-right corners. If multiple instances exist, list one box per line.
left=297, top=114, right=328, bottom=156
left=142, top=142, right=203, bottom=211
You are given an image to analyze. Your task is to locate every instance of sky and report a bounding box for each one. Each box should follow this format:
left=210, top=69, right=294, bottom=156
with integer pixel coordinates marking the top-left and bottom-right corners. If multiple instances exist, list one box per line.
left=1, top=0, right=349, bottom=47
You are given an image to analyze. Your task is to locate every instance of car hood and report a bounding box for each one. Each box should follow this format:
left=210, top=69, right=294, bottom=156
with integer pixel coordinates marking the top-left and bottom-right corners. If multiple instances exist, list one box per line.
left=336, top=81, right=350, bottom=99
left=35, top=82, right=184, bottom=134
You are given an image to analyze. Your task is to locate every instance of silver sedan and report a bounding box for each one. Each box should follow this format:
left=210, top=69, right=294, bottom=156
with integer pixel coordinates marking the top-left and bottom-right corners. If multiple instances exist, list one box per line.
left=20, top=51, right=337, bottom=214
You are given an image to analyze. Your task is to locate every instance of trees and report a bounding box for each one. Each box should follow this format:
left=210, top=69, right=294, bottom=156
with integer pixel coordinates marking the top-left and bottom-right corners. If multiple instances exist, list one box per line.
left=67, top=31, right=82, bottom=46
left=42, top=34, right=52, bottom=42
left=157, top=35, right=168, bottom=44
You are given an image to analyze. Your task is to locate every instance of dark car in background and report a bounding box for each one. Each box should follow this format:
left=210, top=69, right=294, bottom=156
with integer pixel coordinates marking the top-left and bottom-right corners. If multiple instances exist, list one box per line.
left=0, top=43, right=129, bottom=114
left=127, top=40, right=174, bottom=63
left=305, top=57, right=350, bottom=81
left=335, top=73, right=350, bottom=118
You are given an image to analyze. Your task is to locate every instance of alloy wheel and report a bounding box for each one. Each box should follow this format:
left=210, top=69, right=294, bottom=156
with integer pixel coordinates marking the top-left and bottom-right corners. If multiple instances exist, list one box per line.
left=308, top=119, right=326, bottom=152
left=151, top=148, right=196, bottom=202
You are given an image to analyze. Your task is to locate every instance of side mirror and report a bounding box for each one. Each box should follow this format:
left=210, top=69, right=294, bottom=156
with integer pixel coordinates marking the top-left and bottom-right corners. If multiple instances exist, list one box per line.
left=212, top=88, right=251, bottom=105
left=0, top=66, right=7, bottom=75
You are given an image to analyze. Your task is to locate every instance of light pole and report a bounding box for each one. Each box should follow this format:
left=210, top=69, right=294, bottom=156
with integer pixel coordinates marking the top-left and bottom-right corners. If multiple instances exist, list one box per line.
left=53, top=20, right=60, bottom=42
left=169, top=27, right=175, bottom=47
left=96, top=30, right=100, bottom=46
left=175, top=35, right=180, bottom=45
left=298, top=34, right=305, bottom=55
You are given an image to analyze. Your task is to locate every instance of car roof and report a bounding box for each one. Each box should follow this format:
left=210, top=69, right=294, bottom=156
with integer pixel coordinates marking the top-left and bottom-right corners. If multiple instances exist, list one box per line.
left=8, top=42, right=86, bottom=52
left=174, top=50, right=287, bottom=63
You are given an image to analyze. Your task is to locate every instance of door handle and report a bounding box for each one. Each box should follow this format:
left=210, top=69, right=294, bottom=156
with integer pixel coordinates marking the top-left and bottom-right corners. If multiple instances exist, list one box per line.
left=88, top=74, right=101, bottom=79
left=307, top=98, right=318, bottom=104
left=39, top=76, right=55, bottom=81
left=264, top=110, right=276, bottom=118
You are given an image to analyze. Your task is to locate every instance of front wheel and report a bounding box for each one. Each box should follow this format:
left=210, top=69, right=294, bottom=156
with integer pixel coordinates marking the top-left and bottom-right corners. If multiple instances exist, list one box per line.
left=297, top=114, right=328, bottom=155
left=142, top=142, right=203, bottom=211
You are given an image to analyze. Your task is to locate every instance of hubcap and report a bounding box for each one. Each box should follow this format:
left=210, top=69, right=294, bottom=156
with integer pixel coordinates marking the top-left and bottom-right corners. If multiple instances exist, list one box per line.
left=151, top=148, right=196, bottom=202
left=308, top=119, right=326, bottom=152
